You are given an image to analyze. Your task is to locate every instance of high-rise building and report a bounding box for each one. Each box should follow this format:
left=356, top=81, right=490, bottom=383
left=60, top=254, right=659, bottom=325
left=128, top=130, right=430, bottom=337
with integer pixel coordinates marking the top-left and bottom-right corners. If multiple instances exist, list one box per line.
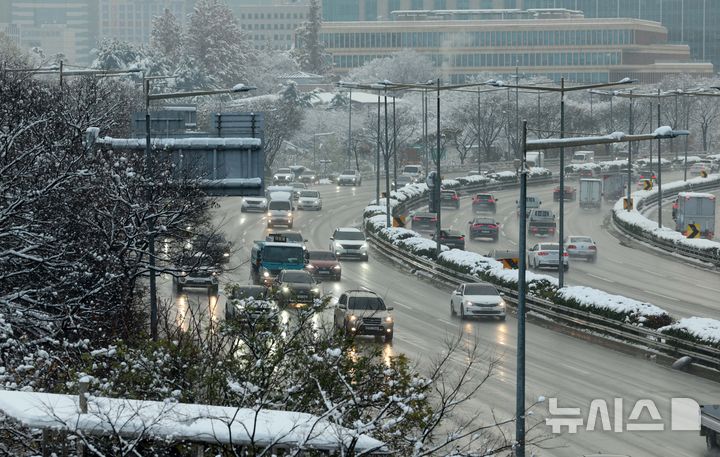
left=320, top=0, right=720, bottom=69
left=6, top=0, right=99, bottom=64
left=234, top=3, right=310, bottom=50
left=321, top=10, right=713, bottom=83
left=99, top=1, right=192, bottom=46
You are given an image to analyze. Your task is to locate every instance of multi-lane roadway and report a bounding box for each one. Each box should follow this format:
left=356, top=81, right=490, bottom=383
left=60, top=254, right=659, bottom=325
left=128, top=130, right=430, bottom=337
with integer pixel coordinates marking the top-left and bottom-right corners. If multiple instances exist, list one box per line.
left=193, top=176, right=720, bottom=457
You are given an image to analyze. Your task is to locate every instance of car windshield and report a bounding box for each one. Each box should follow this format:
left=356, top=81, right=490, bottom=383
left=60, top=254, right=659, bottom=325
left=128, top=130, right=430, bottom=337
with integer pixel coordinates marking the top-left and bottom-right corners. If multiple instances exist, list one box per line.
left=263, top=246, right=304, bottom=263
left=309, top=251, right=336, bottom=260
left=342, top=170, right=356, bottom=175
left=348, top=296, right=386, bottom=310
left=302, top=170, right=315, bottom=175
left=269, top=201, right=291, bottom=210
left=570, top=237, right=593, bottom=243
left=464, top=284, right=498, bottom=295
left=336, top=231, right=365, bottom=240
left=475, top=194, right=492, bottom=200
left=282, top=271, right=313, bottom=283
left=443, top=230, right=462, bottom=237
left=403, top=166, right=421, bottom=173
left=300, top=191, right=319, bottom=198
left=281, top=233, right=303, bottom=242
left=540, top=244, right=560, bottom=251
left=277, top=169, right=291, bottom=173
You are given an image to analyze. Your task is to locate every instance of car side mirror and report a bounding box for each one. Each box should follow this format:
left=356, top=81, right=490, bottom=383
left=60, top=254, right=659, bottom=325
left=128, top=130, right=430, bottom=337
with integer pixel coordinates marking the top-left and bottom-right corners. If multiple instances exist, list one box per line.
left=499, top=292, right=505, bottom=297
left=337, top=304, right=346, bottom=310
left=330, top=237, right=334, bottom=240
left=453, top=290, right=461, bottom=295
left=386, top=306, right=394, bottom=311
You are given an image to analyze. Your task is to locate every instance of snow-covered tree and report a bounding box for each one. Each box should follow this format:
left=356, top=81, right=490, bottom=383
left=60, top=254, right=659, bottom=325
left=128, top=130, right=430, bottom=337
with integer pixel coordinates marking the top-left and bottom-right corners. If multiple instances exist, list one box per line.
left=149, top=8, right=184, bottom=65
left=91, top=37, right=146, bottom=70
left=186, top=0, right=252, bottom=87
left=292, top=0, right=331, bottom=75
left=348, top=50, right=439, bottom=85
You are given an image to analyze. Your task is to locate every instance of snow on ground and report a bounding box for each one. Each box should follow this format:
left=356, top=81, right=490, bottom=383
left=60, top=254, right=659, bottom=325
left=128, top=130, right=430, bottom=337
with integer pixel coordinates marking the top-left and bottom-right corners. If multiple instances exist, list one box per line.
left=318, top=178, right=332, bottom=185
left=659, top=317, right=720, bottom=344
left=557, top=286, right=667, bottom=318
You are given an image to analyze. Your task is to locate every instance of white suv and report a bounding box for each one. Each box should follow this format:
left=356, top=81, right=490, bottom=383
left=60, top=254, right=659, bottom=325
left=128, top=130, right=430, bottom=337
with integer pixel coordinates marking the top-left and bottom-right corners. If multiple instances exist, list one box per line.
left=334, top=290, right=394, bottom=342
left=337, top=170, right=362, bottom=186
left=330, top=227, right=368, bottom=260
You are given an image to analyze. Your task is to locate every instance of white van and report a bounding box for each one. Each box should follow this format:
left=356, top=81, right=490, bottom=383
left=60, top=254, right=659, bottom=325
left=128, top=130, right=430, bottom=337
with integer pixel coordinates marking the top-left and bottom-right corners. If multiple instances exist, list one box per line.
left=572, top=151, right=595, bottom=164
left=267, top=191, right=294, bottom=228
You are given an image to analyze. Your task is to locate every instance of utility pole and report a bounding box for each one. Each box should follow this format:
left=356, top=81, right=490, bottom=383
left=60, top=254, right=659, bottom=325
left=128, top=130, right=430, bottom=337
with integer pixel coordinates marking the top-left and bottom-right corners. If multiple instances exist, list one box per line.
left=376, top=93, right=380, bottom=203
left=516, top=120, right=529, bottom=457
left=657, top=89, right=663, bottom=228
left=435, top=78, right=442, bottom=259
left=558, top=78, right=566, bottom=288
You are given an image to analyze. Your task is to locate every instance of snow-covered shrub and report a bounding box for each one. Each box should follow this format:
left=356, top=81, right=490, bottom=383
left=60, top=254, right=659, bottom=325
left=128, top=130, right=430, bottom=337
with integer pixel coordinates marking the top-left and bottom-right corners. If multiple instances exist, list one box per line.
left=659, top=317, right=720, bottom=348
left=556, top=287, right=672, bottom=328
left=397, top=236, right=449, bottom=259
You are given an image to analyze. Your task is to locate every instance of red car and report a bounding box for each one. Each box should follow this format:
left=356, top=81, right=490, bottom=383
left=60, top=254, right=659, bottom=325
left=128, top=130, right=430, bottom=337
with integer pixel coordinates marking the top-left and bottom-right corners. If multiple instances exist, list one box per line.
left=305, top=250, right=342, bottom=281
left=553, top=186, right=577, bottom=201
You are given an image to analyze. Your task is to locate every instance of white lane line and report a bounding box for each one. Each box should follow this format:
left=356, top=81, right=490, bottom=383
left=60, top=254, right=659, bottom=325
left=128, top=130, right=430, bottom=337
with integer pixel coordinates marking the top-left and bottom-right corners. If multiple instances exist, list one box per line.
left=507, top=239, right=517, bottom=246
left=586, top=273, right=614, bottom=282
left=642, top=290, right=680, bottom=302
left=393, top=301, right=413, bottom=310
left=437, top=318, right=458, bottom=327
left=605, top=258, right=626, bottom=265
left=693, top=283, right=720, bottom=293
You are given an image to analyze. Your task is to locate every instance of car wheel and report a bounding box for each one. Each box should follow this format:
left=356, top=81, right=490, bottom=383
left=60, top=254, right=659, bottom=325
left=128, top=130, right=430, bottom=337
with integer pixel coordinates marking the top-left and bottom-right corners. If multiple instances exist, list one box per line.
left=335, top=274, right=341, bottom=281
left=241, top=207, right=246, bottom=213
left=450, top=301, right=456, bottom=316
left=707, top=431, right=719, bottom=450
left=498, top=315, right=506, bottom=321
left=267, top=222, right=272, bottom=228
left=460, top=306, right=466, bottom=321
left=288, top=223, right=293, bottom=228
left=563, top=264, right=569, bottom=272
left=589, top=255, right=597, bottom=263
left=384, top=332, right=393, bottom=343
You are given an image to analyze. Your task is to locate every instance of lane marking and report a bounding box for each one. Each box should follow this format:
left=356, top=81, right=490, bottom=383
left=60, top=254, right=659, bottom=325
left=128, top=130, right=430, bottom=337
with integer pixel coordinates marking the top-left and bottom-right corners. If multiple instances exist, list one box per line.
left=393, top=301, right=413, bottom=310
left=586, top=273, right=613, bottom=282
left=642, top=290, right=680, bottom=302
left=437, top=318, right=458, bottom=327
left=507, top=239, right=517, bottom=246
left=693, top=283, right=720, bottom=293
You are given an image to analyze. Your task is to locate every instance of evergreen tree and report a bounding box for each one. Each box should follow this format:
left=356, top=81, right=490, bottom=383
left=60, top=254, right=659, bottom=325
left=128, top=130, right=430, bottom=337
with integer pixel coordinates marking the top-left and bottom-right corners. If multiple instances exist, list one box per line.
left=292, top=0, right=330, bottom=74
left=150, top=8, right=184, bottom=65
left=185, top=0, right=251, bottom=87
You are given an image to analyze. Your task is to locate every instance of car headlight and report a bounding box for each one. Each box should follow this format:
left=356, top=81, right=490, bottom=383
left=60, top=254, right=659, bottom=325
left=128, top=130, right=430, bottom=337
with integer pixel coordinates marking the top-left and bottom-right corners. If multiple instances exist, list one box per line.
left=349, top=315, right=356, bottom=322
left=335, top=242, right=343, bottom=249
left=263, top=271, right=270, bottom=278
left=223, top=252, right=230, bottom=257
left=267, top=211, right=272, bottom=217
left=287, top=212, right=293, bottom=217
left=312, top=287, right=319, bottom=293
left=360, top=243, right=368, bottom=250
left=282, top=286, right=290, bottom=293
left=498, top=299, right=506, bottom=308
left=306, top=264, right=315, bottom=269
left=311, top=175, right=315, bottom=180
left=385, top=315, right=393, bottom=323
left=333, top=265, right=341, bottom=270
left=465, top=300, right=474, bottom=306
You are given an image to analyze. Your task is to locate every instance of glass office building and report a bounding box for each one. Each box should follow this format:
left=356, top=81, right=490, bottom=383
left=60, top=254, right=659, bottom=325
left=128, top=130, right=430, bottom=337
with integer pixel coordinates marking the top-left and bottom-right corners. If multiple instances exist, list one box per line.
left=320, top=14, right=713, bottom=83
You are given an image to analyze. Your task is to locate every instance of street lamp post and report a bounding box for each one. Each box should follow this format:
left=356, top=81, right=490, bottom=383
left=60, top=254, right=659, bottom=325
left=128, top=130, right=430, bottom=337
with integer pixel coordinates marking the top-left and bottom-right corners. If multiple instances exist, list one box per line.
left=144, top=80, right=255, bottom=341
left=657, top=89, right=663, bottom=228
left=312, top=132, right=335, bottom=172
left=435, top=78, right=442, bottom=259
left=515, top=125, right=690, bottom=457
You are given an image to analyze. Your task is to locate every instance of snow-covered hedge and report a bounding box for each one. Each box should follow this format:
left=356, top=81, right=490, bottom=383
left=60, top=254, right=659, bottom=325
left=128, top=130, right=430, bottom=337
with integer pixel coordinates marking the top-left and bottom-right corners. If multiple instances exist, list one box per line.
left=436, top=250, right=671, bottom=328
left=660, top=317, right=720, bottom=349
left=612, top=173, right=720, bottom=258
left=673, top=155, right=703, bottom=165
left=366, top=220, right=448, bottom=259
left=636, top=157, right=672, bottom=168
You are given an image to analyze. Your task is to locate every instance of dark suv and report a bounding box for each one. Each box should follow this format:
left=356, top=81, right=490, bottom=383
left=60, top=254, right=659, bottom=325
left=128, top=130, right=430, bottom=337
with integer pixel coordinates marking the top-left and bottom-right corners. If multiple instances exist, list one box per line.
left=468, top=217, right=500, bottom=241
left=472, top=193, right=497, bottom=214
left=411, top=212, right=438, bottom=233
left=431, top=229, right=465, bottom=250
left=440, top=190, right=461, bottom=209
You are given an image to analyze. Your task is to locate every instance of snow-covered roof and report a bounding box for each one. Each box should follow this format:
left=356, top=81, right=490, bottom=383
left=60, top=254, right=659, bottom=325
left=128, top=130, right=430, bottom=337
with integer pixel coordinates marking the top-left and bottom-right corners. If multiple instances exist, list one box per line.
left=99, top=137, right=261, bottom=149
left=0, top=391, right=387, bottom=452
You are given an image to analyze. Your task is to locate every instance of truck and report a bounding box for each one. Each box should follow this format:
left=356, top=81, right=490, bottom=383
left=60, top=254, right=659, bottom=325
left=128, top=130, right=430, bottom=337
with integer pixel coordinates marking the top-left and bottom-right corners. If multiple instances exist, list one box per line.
left=527, top=209, right=556, bottom=237
left=579, top=178, right=603, bottom=209
left=601, top=172, right=628, bottom=202
left=250, top=237, right=307, bottom=286
left=526, top=151, right=544, bottom=168
left=674, top=192, right=716, bottom=239
left=701, top=404, right=720, bottom=452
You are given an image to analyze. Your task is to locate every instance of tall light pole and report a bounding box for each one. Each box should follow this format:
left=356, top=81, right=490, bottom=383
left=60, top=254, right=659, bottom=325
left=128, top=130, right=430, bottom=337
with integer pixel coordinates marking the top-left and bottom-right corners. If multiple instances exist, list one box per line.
left=392, top=94, right=397, bottom=188
left=376, top=92, right=381, bottom=203
left=657, top=88, right=663, bottom=228
left=312, top=132, right=335, bottom=171
left=435, top=78, right=442, bottom=259
left=518, top=125, right=690, bottom=457
left=145, top=80, right=255, bottom=341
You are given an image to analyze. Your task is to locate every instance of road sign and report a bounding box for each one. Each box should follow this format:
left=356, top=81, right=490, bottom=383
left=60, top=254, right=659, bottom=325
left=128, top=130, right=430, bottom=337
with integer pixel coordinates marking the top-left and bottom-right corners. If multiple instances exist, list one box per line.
left=623, top=197, right=634, bottom=210
left=686, top=223, right=701, bottom=239
left=700, top=170, right=708, bottom=178
left=642, top=179, right=653, bottom=190
left=392, top=216, right=406, bottom=227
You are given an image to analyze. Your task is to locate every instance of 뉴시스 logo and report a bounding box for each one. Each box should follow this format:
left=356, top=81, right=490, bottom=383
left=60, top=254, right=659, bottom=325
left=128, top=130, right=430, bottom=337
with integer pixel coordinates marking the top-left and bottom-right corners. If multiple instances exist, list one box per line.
left=545, top=397, right=701, bottom=433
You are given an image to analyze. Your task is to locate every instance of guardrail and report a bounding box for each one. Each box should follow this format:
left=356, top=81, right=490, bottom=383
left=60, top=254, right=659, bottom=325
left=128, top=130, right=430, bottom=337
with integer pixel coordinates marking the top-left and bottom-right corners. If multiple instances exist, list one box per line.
left=611, top=179, right=720, bottom=266
left=367, top=229, right=720, bottom=372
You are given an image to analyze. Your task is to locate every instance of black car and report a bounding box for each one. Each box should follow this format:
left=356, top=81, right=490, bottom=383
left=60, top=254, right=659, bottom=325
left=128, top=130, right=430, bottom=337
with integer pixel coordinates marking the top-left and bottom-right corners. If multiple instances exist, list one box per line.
left=440, top=190, right=461, bottom=209
left=468, top=217, right=500, bottom=241
left=471, top=193, right=497, bottom=214
left=273, top=269, right=321, bottom=308
left=431, top=229, right=465, bottom=250
left=411, top=212, right=438, bottom=233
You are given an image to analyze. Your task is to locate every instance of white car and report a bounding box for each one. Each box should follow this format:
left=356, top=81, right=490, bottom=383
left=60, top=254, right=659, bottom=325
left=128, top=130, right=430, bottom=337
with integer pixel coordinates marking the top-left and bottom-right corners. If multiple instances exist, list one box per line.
left=564, top=236, right=597, bottom=262
left=527, top=243, right=569, bottom=271
left=450, top=282, right=506, bottom=320
left=297, top=190, right=322, bottom=210
left=272, top=168, right=294, bottom=185
left=330, top=227, right=368, bottom=260
left=337, top=170, right=362, bottom=186
left=240, top=197, right=268, bottom=213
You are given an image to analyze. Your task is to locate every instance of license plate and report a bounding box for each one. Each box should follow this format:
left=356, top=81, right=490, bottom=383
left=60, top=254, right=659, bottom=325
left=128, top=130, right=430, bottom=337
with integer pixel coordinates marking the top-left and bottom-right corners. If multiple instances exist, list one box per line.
left=319, top=271, right=330, bottom=275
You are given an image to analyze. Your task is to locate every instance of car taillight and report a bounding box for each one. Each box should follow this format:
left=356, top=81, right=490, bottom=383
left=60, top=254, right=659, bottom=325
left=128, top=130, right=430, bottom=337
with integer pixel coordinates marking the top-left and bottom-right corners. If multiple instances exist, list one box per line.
left=459, top=235, right=465, bottom=240
left=562, top=252, right=569, bottom=257
left=549, top=227, right=555, bottom=233
left=589, top=246, right=597, bottom=250
left=430, top=218, right=438, bottom=222
left=488, top=198, right=495, bottom=203
left=489, top=224, right=497, bottom=229
left=537, top=251, right=548, bottom=256
left=452, top=195, right=459, bottom=200
left=413, top=216, right=421, bottom=221
left=530, top=227, right=538, bottom=232
left=472, top=224, right=482, bottom=228
left=567, top=244, right=576, bottom=249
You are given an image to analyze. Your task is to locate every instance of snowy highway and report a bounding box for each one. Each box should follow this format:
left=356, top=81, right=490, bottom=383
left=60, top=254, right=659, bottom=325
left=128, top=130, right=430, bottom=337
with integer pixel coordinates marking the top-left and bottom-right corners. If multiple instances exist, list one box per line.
left=186, top=178, right=720, bottom=457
